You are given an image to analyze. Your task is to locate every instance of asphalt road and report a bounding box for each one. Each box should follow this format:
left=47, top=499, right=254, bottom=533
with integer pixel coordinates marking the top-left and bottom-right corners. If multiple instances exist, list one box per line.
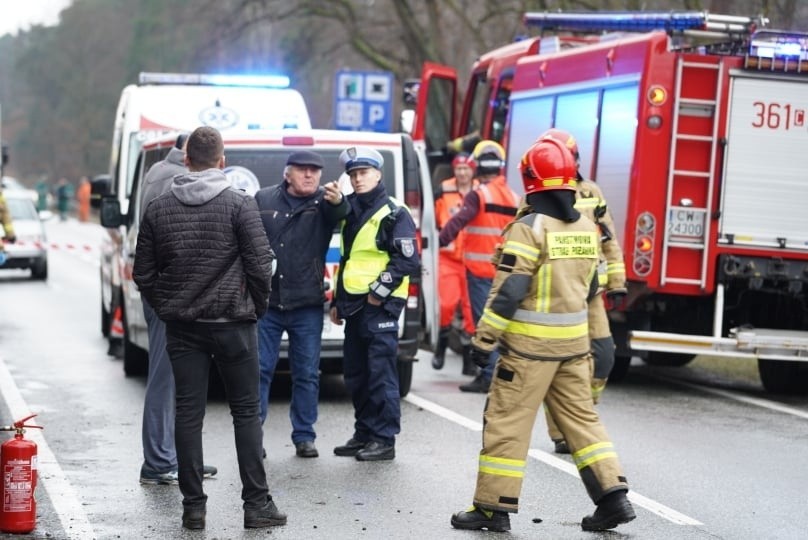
left=0, top=217, right=806, bottom=539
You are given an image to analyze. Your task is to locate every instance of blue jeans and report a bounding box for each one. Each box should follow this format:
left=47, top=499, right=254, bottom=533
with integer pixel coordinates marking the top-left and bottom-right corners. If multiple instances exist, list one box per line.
left=467, top=271, right=498, bottom=383
left=141, top=299, right=176, bottom=473
left=165, top=321, right=268, bottom=511
left=258, top=306, right=323, bottom=444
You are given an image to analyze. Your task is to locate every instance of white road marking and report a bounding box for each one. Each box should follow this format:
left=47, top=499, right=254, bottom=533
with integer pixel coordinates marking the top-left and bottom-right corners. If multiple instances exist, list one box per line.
left=405, top=392, right=703, bottom=526
left=0, top=357, right=95, bottom=539
left=650, top=375, right=808, bottom=420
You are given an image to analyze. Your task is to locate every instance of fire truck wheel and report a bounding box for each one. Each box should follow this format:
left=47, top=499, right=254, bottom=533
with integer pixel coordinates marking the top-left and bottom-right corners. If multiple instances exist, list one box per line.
left=758, top=359, right=808, bottom=394
left=608, top=355, right=632, bottom=382
left=397, top=360, right=413, bottom=397
left=644, top=351, right=694, bottom=367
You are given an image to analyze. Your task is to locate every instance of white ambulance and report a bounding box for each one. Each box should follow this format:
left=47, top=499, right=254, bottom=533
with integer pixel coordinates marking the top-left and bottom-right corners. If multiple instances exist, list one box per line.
left=95, top=72, right=311, bottom=351
left=99, top=129, right=439, bottom=396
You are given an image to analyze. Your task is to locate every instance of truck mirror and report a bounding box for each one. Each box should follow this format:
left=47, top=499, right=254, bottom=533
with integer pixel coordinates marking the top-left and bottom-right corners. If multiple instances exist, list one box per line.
left=402, top=79, right=420, bottom=106
left=99, top=197, right=123, bottom=228
left=90, top=174, right=112, bottom=209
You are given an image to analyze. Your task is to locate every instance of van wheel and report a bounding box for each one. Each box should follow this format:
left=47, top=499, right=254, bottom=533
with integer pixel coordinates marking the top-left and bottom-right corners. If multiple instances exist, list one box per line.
left=122, top=307, right=148, bottom=376
left=101, top=300, right=111, bottom=338
left=397, top=360, right=413, bottom=397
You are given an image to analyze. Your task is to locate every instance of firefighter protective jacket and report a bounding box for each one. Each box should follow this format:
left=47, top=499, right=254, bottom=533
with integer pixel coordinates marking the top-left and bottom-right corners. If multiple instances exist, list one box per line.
left=435, top=177, right=479, bottom=261
left=575, top=178, right=625, bottom=292
left=473, top=211, right=599, bottom=361
left=515, top=178, right=625, bottom=293
left=461, top=175, right=518, bottom=279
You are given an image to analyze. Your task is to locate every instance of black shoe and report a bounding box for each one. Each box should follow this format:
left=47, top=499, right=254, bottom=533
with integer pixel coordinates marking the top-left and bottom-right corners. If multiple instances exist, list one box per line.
left=334, top=438, right=367, bottom=457
left=461, top=345, right=477, bottom=376
left=295, top=440, right=319, bottom=458
left=451, top=506, right=510, bottom=532
left=459, top=375, right=490, bottom=393
left=431, top=351, right=445, bottom=370
left=244, top=497, right=287, bottom=528
left=182, top=506, right=206, bottom=530
left=553, top=439, right=570, bottom=454
left=355, top=441, right=395, bottom=461
left=581, top=490, right=636, bottom=531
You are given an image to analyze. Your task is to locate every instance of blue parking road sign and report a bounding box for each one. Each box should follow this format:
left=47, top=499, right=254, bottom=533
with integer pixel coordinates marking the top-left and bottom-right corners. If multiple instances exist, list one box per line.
left=334, top=70, right=394, bottom=132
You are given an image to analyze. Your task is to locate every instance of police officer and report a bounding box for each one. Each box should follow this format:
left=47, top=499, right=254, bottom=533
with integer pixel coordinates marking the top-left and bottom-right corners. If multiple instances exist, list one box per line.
left=533, top=128, right=627, bottom=454
left=450, top=138, right=635, bottom=533
left=439, top=140, right=519, bottom=393
left=329, top=146, right=420, bottom=462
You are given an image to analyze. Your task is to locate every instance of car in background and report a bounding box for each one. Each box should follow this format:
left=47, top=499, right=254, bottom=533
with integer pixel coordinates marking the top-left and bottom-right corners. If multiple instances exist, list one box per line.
left=1, top=176, right=39, bottom=205
left=0, top=191, right=48, bottom=280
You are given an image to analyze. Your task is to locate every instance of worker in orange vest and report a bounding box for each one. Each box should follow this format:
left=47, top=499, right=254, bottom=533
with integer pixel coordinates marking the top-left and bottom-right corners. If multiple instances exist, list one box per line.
left=438, top=141, right=519, bottom=393
left=432, top=153, right=479, bottom=375
left=77, top=176, right=92, bottom=222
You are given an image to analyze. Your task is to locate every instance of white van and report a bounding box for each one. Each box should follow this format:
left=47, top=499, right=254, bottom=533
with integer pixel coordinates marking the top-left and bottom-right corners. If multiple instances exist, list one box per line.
left=95, top=72, right=311, bottom=347
left=99, top=129, right=439, bottom=396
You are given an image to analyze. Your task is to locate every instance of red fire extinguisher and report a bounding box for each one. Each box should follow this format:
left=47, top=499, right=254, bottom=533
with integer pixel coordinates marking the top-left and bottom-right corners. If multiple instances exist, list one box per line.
left=0, top=414, right=43, bottom=534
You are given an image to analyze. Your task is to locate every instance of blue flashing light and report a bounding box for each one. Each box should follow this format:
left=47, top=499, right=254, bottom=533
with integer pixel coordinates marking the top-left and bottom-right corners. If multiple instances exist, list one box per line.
left=524, top=11, right=708, bottom=33
left=749, top=31, right=808, bottom=61
left=139, top=72, right=290, bottom=88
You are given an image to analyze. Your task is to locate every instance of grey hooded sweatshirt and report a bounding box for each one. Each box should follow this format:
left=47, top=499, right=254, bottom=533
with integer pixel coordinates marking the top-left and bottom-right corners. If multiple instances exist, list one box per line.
left=134, top=168, right=273, bottom=322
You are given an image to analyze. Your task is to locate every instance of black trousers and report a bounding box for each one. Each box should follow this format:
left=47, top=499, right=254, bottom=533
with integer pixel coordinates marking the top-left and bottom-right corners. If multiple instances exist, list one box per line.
left=165, top=320, right=268, bottom=510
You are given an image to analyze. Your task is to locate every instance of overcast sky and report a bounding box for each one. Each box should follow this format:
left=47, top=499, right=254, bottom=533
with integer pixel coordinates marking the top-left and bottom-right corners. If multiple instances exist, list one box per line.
left=0, top=0, right=73, bottom=37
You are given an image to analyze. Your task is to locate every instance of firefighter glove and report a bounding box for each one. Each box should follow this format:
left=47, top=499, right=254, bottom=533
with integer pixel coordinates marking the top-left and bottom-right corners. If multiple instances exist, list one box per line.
left=605, top=288, right=627, bottom=310
left=470, top=345, right=491, bottom=368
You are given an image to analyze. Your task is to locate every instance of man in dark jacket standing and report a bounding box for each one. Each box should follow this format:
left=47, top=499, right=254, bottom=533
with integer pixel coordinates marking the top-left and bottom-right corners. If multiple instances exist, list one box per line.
left=137, top=133, right=218, bottom=486
left=133, top=126, right=285, bottom=531
left=329, top=146, right=420, bottom=462
left=254, top=150, right=348, bottom=459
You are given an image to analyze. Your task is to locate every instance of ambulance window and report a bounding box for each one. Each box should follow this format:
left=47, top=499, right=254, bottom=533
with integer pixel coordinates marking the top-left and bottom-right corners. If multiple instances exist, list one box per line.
left=465, top=72, right=489, bottom=137
left=489, top=75, right=513, bottom=144
left=555, top=90, right=599, bottom=179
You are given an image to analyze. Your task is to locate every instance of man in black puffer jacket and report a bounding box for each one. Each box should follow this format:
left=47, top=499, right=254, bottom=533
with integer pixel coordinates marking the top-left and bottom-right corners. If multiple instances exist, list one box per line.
left=134, top=126, right=286, bottom=531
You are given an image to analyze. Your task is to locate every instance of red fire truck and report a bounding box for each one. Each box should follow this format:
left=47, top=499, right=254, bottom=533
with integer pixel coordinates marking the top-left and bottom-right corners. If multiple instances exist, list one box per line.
left=412, top=11, right=808, bottom=394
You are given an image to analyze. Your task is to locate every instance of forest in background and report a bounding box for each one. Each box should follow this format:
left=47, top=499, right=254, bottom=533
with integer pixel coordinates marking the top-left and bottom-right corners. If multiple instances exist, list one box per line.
left=0, top=0, right=806, bottom=185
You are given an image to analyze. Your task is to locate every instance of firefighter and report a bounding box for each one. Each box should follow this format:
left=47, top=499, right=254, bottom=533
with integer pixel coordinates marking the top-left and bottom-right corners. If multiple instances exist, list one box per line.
left=432, top=152, right=479, bottom=374
left=439, top=140, right=519, bottom=393
left=530, top=128, right=627, bottom=454
left=0, top=186, right=16, bottom=262
left=329, top=146, right=420, bottom=461
left=450, top=138, right=635, bottom=533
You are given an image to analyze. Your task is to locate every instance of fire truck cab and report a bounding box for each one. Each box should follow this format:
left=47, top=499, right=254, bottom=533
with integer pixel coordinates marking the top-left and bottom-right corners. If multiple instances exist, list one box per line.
left=412, top=11, right=808, bottom=394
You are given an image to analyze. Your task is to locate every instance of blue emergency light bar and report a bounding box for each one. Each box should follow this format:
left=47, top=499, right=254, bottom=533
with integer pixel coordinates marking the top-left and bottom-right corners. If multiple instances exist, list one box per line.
left=749, top=31, right=808, bottom=60
left=523, top=11, right=764, bottom=35
left=138, top=72, right=290, bottom=88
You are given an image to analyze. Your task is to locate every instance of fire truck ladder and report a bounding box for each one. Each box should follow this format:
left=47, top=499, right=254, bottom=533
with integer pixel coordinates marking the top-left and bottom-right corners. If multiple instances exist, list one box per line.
left=660, top=57, right=724, bottom=288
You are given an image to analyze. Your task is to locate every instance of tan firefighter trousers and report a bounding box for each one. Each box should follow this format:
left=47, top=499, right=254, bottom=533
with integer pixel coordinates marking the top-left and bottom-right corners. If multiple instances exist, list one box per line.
left=473, top=352, right=628, bottom=513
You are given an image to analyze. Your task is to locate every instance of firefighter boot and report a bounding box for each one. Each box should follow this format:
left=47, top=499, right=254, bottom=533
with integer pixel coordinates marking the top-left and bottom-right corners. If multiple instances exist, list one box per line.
left=581, top=489, right=636, bottom=531
left=461, top=345, right=477, bottom=376
left=431, top=327, right=451, bottom=370
left=451, top=506, right=511, bottom=532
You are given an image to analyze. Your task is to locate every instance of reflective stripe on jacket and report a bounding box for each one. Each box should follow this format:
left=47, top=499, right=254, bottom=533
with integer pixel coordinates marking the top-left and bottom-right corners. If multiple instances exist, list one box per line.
left=463, top=176, right=518, bottom=278
left=574, top=179, right=625, bottom=291
left=435, top=177, right=478, bottom=261
left=340, top=199, right=410, bottom=299
left=475, top=212, right=599, bottom=360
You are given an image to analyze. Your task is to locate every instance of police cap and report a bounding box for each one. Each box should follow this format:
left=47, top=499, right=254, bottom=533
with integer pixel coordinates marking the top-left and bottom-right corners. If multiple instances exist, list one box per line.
left=339, top=146, right=384, bottom=173
left=286, top=150, right=324, bottom=169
